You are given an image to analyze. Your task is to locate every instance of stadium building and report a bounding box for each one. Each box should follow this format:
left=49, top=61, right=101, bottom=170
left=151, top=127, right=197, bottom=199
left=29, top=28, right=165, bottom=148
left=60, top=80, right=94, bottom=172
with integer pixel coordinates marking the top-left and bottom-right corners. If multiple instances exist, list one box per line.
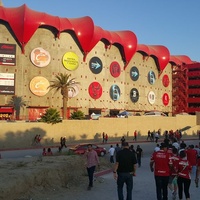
left=0, top=3, right=199, bottom=121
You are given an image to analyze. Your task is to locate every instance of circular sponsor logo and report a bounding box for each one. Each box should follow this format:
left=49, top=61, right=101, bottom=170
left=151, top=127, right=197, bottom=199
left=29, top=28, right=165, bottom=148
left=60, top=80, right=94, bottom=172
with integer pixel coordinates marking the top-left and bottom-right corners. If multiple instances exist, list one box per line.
left=110, top=85, right=120, bottom=101
left=148, top=71, right=156, bottom=85
left=89, top=57, right=103, bottom=74
left=130, top=66, right=139, bottom=81
left=162, top=74, right=170, bottom=87
left=30, top=76, right=50, bottom=96
left=62, top=52, right=79, bottom=71
left=68, top=84, right=80, bottom=98
left=147, top=91, right=156, bottom=105
left=110, top=61, right=121, bottom=78
left=130, top=88, right=139, bottom=103
left=30, top=47, right=51, bottom=67
left=162, top=93, right=169, bottom=106
left=88, top=82, right=102, bottom=99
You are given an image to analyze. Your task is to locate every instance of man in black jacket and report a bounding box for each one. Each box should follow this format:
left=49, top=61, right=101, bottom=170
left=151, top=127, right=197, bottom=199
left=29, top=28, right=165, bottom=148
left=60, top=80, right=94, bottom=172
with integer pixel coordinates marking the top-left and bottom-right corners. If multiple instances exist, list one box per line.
left=113, top=142, right=137, bottom=200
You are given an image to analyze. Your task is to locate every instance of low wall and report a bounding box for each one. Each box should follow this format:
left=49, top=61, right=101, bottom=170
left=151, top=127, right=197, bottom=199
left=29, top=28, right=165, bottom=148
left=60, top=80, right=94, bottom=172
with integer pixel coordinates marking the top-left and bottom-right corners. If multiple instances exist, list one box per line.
left=0, top=115, right=199, bottom=149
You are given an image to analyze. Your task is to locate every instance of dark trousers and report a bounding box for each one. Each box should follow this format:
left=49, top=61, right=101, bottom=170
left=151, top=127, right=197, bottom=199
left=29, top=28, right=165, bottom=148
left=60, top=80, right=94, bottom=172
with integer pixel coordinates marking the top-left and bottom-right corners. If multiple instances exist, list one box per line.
left=110, top=155, right=114, bottom=163
left=87, top=166, right=96, bottom=187
left=117, top=172, right=133, bottom=200
left=155, top=137, right=159, bottom=143
left=155, top=176, right=169, bottom=200
left=177, top=176, right=191, bottom=199
left=137, top=157, right=141, bottom=167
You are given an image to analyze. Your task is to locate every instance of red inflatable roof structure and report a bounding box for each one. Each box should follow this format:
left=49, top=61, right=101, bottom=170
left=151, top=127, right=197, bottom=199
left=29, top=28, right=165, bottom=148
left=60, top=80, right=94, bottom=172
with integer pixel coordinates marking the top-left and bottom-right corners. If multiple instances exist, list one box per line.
left=137, top=44, right=170, bottom=72
left=170, top=55, right=193, bottom=66
left=0, top=4, right=195, bottom=70
left=0, top=4, right=138, bottom=66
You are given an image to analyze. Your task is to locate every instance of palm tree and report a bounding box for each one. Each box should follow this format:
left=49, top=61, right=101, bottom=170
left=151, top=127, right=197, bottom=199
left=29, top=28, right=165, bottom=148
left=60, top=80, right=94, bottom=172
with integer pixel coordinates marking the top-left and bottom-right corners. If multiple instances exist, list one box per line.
left=8, top=95, right=26, bottom=120
left=48, top=73, right=79, bottom=120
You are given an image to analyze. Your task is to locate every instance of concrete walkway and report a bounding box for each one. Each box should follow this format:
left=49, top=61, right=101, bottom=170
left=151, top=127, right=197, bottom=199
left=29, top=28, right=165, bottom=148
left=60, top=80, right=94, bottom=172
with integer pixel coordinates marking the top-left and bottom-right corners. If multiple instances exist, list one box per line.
left=0, top=138, right=200, bottom=199
left=28, top=154, right=200, bottom=200
left=14, top=140, right=200, bottom=200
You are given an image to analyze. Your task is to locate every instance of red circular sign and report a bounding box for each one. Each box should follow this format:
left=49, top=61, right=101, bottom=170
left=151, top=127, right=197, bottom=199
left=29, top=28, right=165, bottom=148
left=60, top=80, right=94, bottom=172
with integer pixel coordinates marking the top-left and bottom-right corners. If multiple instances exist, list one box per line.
left=162, top=74, right=169, bottom=87
left=88, top=82, right=102, bottom=99
left=110, top=61, right=121, bottom=78
left=162, top=93, right=169, bottom=106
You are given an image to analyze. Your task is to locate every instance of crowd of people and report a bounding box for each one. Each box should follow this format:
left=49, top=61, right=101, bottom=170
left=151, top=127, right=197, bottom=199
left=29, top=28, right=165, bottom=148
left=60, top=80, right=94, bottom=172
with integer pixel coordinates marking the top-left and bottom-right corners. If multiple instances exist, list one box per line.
left=105, top=132, right=199, bottom=200
left=37, top=130, right=199, bottom=200
left=150, top=139, right=200, bottom=200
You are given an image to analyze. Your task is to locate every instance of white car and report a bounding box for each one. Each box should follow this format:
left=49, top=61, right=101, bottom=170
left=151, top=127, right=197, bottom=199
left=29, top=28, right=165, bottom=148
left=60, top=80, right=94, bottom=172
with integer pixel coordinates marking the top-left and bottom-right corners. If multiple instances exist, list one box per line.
left=90, top=113, right=101, bottom=120
left=144, top=111, right=167, bottom=116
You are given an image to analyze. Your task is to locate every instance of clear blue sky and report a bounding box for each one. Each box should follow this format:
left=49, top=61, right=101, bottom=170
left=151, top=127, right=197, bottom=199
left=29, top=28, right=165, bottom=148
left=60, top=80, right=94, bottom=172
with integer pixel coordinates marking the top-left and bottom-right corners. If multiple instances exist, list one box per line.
left=2, top=0, right=200, bottom=62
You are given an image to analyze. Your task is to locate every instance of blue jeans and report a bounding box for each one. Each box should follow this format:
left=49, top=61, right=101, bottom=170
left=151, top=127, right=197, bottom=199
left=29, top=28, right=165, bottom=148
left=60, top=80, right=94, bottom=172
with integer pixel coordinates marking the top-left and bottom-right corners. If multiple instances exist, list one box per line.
left=155, top=176, right=169, bottom=200
left=117, top=172, right=133, bottom=200
left=87, top=166, right=96, bottom=187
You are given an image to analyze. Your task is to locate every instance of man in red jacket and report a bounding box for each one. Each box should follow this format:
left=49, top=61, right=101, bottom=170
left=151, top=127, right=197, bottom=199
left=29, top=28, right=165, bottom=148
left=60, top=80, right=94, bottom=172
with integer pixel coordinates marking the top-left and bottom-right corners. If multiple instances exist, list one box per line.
left=177, top=150, right=192, bottom=200
left=186, top=144, right=198, bottom=177
left=150, top=143, right=172, bottom=200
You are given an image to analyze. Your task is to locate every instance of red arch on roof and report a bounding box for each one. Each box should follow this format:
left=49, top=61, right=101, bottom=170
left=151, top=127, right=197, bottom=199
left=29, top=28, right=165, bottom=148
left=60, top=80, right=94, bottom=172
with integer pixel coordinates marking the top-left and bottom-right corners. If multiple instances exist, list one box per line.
left=68, top=16, right=94, bottom=54
left=0, top=4, right=138, bottom=66
left=116, top=31, right=137, bottom=68
left=137, top=44, right=150, bottom=56
left=170, top=55, right=192, bottom=65
left=137, top=44, right=170, bottom=72
left=169, top=56, right=182, bottom=66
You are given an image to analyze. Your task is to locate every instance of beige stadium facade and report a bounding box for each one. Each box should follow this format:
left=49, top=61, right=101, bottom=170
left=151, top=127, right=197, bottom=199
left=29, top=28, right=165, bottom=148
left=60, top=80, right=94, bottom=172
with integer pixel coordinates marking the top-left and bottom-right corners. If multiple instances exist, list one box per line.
left=0, top=4, right=199, bottom=148
left=0, top=20, right=173, bottom=118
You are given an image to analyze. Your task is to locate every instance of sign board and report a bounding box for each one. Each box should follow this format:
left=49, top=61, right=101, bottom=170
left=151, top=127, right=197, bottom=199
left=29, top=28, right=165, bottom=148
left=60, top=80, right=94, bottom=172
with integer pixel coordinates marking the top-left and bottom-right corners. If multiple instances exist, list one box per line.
left=0, top=73, right=15, bottom=94
left=0, top=43, right=16, bottom=66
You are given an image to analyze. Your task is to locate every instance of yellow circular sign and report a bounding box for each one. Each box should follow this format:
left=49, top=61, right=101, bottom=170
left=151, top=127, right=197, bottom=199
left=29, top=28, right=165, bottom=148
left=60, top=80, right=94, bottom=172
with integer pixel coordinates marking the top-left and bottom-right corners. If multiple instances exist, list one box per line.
left=62, top=52, right=79, bottom=71
left=30, top=76, right=50, bottom=96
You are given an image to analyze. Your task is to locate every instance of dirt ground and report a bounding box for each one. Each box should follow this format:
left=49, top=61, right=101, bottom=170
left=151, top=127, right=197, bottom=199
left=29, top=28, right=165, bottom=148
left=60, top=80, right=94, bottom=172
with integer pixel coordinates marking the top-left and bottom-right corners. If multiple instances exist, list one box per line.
left=0, top=154, right=112, bottom=200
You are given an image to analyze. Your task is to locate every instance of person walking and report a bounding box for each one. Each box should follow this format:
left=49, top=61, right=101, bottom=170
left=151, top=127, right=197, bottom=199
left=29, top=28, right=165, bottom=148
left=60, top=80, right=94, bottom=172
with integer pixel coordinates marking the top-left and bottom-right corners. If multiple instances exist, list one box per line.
left=155, top=132, right=159, bottom=143
left=102, top=132, right=105, bottom=143
left=136, top=145, right=143, bottom=167
left=105, top=134, right=108, bottom=143
left=150, top=143, right=171, bottom=200
left=133, top=130, right=137, bottom=141
left=168, top=147, right=179, bottom=200
left=177, top=150, right=192, bottom=200
left=113, top=142, right=137, bottom=200
left=186, top=144, right=198, bottom=178
left=85, top=144, right=100, bottom=190
left=115, top=143, right=121, bottom=160
left=154, top=144, right=160, bottom=152
left=147, top=130, right=151, bottom=141
left=120, top=136, right=126, bottom=146
left=109, top=145, right=115, bottom=163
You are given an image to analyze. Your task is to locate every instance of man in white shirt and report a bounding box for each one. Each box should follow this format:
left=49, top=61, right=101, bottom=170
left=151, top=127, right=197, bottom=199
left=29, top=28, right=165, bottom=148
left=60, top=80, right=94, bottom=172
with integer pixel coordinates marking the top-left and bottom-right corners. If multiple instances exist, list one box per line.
left=154, top=144, right=160, bottom=152
left=109, top=145, right=115, bottom=163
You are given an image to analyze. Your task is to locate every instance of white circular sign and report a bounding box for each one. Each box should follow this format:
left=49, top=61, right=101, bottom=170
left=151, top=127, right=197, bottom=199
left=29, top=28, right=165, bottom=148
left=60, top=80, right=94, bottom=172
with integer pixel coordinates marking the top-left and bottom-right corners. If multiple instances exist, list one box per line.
left=68, top=85, right=80, bottom=98
left=148, top=91, right=156, bottom=105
